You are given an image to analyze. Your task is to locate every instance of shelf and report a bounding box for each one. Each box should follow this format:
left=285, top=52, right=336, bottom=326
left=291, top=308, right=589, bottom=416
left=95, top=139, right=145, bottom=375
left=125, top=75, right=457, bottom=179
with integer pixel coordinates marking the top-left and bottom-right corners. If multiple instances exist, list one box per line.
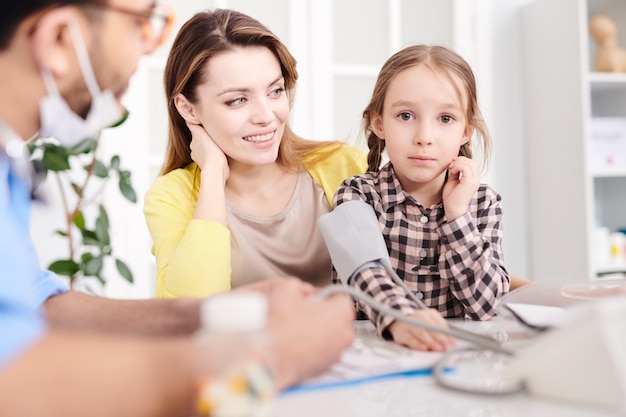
left=522, top=0, right=626, bottom=281
left=590, top=171, right=626, bottom=178
left=596, top=261, right=626, bottom=272
left=595, top=264, right=626, bottom=280
left=589, top=72, right=626, bottom=92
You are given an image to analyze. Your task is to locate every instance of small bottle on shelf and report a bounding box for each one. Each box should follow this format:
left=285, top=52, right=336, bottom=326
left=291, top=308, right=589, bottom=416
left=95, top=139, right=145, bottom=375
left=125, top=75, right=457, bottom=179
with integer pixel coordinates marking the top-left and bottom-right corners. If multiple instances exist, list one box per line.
left=193, top=292, right=275, bottom=417
left=610, top=232, right=626, bottom=263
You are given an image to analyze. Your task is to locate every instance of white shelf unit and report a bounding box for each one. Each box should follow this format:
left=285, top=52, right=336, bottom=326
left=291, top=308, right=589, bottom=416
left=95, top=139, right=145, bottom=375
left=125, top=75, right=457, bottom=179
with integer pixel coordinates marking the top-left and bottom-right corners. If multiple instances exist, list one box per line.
left=522, top=0, right=626, bottom=281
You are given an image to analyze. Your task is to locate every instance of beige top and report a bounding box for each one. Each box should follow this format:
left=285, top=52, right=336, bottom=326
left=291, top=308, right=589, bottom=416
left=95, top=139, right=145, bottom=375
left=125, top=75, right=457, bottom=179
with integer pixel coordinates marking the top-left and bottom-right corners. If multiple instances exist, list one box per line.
left=227, top=171, right=332, bottom=288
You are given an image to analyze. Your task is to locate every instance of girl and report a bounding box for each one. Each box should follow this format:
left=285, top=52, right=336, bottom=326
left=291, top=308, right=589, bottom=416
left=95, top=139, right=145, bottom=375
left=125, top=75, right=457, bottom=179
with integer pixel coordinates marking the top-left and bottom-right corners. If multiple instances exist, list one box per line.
left=144, top=9, right=366, bottom=299
left=334, top=45, right=510, bottom=351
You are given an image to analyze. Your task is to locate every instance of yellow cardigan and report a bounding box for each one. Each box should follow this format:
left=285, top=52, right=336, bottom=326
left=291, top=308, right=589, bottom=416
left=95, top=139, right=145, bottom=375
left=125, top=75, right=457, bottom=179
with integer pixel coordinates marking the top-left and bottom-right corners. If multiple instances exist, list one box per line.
left=144, top=144, right=367, bottom=299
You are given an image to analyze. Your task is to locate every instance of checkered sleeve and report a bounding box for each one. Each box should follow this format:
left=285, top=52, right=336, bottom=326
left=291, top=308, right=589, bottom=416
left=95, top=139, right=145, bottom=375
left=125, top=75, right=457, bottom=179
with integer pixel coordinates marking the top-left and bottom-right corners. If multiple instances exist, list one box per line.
left=352, top=266, right=423, bottom=339
left=438, top=185, right=510, bottom=320
left=334, top=176, right=423, bottom=339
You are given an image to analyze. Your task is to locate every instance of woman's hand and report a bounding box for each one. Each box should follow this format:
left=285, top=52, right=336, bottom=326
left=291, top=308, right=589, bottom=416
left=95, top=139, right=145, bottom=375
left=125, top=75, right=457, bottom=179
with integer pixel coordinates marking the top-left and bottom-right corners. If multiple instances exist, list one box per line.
left=188, top=122, right=229, bottom=225
left=388, top=309, right=456, bottom=351
left=187, top=122, right=230, bottom=181
left=442, top=156, right=480, bottom=221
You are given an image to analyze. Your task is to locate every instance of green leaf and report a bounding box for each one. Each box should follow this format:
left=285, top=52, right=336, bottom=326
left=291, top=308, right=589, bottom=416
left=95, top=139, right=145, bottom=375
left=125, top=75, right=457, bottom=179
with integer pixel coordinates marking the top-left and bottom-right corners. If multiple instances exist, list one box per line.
left=84, top=255, right=103, bottom=276
left=70, top=182, right=81, bottom=195
left=68, top=138, right=94, bottom=155
left=108, top=109, right=129, bottom=128
left=115, top=259, right=134, bottom=283
left=98, top=204, right=109, bottom=226
left=93, top=160, right=108, bottom=178
left=48, top=259, right=80, bottom=276
left=41, top=146, right=70, bottom=171
left=95, top=274, right=106, bottom=286
left=54, top=230, right=68, bottom=237
left=84, top=284, right=96, bottom=295
left=81, top=229, right=102, bottom=248
left=95, top=215, right=110, bottom=246
left=110, top=155, right=120, bottom=170
left=118, top=176, right=137, bottom=203
left=73, top=211, right=85, bottom=230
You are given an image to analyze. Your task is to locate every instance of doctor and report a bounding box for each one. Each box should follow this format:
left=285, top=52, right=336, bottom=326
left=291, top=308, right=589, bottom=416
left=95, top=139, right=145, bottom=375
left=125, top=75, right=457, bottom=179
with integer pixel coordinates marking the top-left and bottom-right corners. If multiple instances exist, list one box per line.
left=0, top=2, right=354, bottom=416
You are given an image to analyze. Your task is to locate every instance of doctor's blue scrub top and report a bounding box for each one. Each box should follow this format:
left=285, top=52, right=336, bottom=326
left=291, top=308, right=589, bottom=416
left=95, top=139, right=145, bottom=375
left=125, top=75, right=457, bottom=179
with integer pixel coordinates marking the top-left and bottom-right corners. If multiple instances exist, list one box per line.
left=0, top=152, right=68, bottom=369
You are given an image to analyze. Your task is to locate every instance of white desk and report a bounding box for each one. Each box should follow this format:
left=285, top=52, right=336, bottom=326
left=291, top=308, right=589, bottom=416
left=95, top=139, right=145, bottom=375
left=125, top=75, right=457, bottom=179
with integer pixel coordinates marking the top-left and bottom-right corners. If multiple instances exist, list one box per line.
left=274, top=318, right=622, bottom=417
left=276, top=375, right=620, bottom=417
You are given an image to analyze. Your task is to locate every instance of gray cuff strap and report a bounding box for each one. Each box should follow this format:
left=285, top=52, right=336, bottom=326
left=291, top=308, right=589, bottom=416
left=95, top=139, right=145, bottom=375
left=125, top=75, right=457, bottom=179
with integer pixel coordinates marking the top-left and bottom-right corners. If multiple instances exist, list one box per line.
left=347, top=261, right=384, bottom=286
left=317, top=200, right=392, bottom=285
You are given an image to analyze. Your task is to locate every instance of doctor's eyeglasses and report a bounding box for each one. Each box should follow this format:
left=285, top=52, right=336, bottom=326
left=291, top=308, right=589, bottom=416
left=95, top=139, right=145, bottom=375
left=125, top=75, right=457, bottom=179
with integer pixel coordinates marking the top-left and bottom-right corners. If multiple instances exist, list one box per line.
left=83, top=3, right=175, bottom=53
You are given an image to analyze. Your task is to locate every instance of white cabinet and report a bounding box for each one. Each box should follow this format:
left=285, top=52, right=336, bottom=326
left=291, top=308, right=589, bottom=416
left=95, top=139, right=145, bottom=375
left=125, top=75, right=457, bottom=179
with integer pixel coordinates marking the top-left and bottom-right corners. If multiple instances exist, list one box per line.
left=522, top=0, right=626, bottom=281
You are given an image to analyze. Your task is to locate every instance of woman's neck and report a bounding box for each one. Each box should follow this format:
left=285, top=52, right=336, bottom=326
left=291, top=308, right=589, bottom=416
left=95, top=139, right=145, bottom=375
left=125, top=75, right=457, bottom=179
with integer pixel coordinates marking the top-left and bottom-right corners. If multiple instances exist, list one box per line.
left=225, top=161, right=299, bottom=216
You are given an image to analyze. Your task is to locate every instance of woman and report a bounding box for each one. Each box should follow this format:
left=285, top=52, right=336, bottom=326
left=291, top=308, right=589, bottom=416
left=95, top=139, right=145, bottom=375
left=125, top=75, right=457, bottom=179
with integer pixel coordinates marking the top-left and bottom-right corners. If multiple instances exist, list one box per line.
left=144, top=9, right=366, bottom=299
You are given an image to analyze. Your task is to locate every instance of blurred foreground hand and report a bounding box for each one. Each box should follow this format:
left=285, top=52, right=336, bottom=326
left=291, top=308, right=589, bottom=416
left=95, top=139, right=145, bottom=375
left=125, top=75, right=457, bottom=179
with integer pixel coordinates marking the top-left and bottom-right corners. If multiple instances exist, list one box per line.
left=264, top=278, right=355, bottom=389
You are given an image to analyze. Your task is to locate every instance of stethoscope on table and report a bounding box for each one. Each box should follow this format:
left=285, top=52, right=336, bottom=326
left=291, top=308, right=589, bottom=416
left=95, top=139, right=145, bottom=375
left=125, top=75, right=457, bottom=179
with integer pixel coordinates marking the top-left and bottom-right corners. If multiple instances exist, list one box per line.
left=318, top=280, right=525, bottom=396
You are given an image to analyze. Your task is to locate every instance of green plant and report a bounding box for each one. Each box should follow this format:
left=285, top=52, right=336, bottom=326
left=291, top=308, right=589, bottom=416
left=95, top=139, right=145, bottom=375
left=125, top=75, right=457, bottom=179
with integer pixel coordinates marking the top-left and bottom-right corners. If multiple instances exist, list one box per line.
left=28, top=116, right=137, bottom=292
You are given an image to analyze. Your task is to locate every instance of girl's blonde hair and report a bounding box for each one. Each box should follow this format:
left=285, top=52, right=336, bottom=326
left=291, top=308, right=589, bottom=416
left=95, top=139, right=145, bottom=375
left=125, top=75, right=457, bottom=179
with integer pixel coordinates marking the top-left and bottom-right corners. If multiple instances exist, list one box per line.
left=363, top=44, right=491, bottom=172
left=160, top=9, right=339, bottom=175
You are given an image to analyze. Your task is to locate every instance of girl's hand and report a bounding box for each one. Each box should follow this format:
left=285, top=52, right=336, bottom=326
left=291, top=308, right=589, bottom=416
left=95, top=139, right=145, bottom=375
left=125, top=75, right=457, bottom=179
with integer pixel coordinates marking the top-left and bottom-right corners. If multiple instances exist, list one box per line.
left=388, top=309, right=456, bottom=351
left=442, top=156, right=480, bottom=221
left=187, top=122, right=230, bottom=181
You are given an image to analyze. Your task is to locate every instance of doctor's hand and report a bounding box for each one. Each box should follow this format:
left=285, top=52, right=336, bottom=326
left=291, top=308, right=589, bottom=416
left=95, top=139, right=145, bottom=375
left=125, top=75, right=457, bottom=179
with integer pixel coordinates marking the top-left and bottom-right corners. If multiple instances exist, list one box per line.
left=388, top=309, right=456, bottom=352
left=266, top=278, right=355, bottom=390
left=442, top=156, right=480, bottom=221
left=187, top=122, right=230, bottom=182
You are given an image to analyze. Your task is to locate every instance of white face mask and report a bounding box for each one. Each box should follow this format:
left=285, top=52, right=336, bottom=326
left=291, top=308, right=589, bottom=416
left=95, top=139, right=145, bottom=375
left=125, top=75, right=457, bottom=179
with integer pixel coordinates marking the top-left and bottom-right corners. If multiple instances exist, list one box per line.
left=39, top=19, right=122, bottom=147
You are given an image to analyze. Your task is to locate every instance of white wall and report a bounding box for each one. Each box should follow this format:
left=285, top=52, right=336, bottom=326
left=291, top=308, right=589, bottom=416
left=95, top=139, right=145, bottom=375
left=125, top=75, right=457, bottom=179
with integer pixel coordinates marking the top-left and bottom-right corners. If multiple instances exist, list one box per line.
left=488, top=0, right=535, bottom=279
left=31, top=0, right=536, bottom=299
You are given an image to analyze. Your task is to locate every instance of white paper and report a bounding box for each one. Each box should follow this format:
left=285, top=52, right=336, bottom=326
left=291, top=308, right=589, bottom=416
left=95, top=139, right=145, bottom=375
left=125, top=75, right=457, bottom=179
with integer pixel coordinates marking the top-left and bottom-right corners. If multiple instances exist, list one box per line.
left=504, top=303, right=568, bottom=329
left=294, top=321, right=441, bottom=389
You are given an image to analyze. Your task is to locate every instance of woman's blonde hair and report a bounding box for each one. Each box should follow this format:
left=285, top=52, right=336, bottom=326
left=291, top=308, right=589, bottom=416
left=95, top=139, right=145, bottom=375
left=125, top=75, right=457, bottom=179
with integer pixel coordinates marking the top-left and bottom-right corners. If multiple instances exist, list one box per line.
left=363, top=44, right=491, bottom=172
left=160, top=9, right=339, bottom=175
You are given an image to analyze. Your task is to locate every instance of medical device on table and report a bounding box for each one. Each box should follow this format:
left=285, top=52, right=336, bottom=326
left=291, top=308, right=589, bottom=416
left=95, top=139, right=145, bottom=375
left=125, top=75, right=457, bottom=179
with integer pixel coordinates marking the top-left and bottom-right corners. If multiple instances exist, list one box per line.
left=317, top=200, right=626, bottom=411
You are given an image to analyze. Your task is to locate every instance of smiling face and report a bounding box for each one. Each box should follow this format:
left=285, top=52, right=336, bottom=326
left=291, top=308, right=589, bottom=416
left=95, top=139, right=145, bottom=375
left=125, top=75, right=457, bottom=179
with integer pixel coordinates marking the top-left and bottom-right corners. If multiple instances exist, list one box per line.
left=371, top=64, right=471, bottom=196
left=185, top=46, right=290, bottom=169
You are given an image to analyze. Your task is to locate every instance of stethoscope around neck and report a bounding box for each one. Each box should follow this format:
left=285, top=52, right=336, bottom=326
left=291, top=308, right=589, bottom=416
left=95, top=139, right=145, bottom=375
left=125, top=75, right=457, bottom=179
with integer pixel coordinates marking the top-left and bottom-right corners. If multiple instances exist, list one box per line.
left=0, top=121, right=45, bottom=201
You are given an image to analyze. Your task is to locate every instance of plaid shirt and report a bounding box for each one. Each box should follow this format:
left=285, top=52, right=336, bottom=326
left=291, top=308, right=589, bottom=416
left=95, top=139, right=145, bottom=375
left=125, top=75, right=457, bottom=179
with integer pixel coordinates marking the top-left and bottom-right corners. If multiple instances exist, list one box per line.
left=333, top=163, right=509, bottom=338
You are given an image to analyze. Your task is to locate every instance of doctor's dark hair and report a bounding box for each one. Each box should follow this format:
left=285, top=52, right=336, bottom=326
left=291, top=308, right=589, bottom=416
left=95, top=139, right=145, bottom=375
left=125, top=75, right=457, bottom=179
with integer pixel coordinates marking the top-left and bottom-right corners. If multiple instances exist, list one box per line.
left=160, top=8, right=339, bottom=175
left=0, top=0, right=105, bottom=50
left=363, top=44, right=491, bottom=172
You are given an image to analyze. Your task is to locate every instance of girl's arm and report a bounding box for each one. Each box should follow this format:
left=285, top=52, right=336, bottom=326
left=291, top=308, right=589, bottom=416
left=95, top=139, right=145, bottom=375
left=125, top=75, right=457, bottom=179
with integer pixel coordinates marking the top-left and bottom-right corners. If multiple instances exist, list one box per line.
left=333, top=179, right=451, bottom=348
left=438, top=185, right=510, bottom=320
left=144, top=169, right=232, bottom=299
left=333, top=181, right=416, bottom=332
